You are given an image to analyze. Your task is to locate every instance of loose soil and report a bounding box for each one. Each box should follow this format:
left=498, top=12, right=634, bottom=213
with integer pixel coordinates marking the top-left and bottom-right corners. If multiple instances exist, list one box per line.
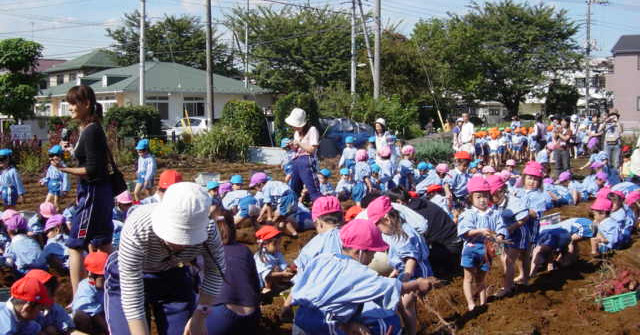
left=2, top=155, right=639, bottom=334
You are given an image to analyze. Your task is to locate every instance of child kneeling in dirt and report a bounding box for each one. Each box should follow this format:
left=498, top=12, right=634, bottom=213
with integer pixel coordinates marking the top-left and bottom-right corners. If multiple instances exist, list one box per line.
left=25, top=269, right=74, bottom=334
left=590, top=198, right=623, bottom=256
left=72, top=251, right=108, bottom=334
left=458, top=176, right=507, bottom=311
left=530, top=218, right=591, bottom=276
left=0, top=276, right=53, bottom=334
left=251, top=172, right=300, bottom=237
left=290, top=217, right=438, bottom=335
left=254, top=225, right=295, bottom=295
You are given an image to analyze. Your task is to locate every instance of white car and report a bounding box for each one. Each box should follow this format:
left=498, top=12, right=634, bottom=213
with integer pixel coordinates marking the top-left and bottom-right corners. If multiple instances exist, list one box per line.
left=164, top=117, right=211, bottom=139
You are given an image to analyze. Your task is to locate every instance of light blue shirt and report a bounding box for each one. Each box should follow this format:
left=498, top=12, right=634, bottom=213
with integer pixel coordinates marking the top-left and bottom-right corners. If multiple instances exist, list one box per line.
left=457, top=207, right=506, bottom=245
left=293, top=228, right=342, bottom=273
left=319, top=182, right=335, bottom=196
left=339, top=147, right=357, bottom=168
left=415, top=170, right=444, bottom=194
left=0, top=301, right=42, bottom=334
left=221, top=190, right=250, bottom=211
left=598, top=217, right=621, bottom=250
left=611, top=206, right=634, bottom=242
left=581, top=175, right=599, bottom=197
left=136, top=154, right=157, bottom=184
left=37, top=303, right=74, bottom=333
left=353, top=162, right=371, bottom=183
left=38, top=234, right=69, bottom=268
left=72, top=278, right=104, bottom=316
left=42, top=164, right=70, bottom=193
left=535, top=150, right=549, bottom=164
left=4, top=234, right=45, bottom=272
left=261, top=180, right=292, bottom=205
left=335, top=179, right=354, bottom=194
left=539, top=219, right=586, bottom=238
left=382, top=223, right=432, bottom=278
left=254, top=251, right=287, bottom=288
left=377, top=159, right=396, bottom=187
left=611, top=182, right=640, bottom=195
left=0, top=167, right=25, bottom=195
left=444, top=168, right=470, bottom=198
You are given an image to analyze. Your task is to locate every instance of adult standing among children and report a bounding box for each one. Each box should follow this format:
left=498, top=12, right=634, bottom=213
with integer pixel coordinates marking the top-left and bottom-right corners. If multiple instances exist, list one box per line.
left=587, top=114, right=604, bottom=154
left=373, top=118, right=392, bottom=153
left=553, top=117, right=573, bottom=176
left=286, top=108, right=322, bottom=201
left=458, top=113, right=475, bottom=155
left=104, top=182, right=226, bottom=335
left=58, top=85, right=113, bottom=296
left=533, top=114, right=547, bottom=149
left=603, top=111, right=623, bottom=170
left=452, top=118, right=464, bottom=151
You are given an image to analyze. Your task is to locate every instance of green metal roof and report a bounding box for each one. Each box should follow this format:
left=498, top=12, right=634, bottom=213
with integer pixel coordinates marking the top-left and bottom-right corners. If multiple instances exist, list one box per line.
left=43, top=49, right=119, bottom=73
left=38, top=61, right=271, bottom=97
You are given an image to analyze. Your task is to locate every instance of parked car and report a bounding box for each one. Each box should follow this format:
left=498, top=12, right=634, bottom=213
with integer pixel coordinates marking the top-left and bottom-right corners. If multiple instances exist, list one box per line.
left=318, top=118, right=374, bottom=152
left=164, top=117, right=211, bottom=139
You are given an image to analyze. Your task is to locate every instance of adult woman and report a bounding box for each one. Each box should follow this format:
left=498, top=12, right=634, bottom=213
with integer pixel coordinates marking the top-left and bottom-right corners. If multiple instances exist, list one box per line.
left=452, top=118, right=464, bottom=151
left=603, top=112, right=623, bottom=169
left=286, top=108, right=322, bottom=201
left=553, top=117, right=573, bottom=176
left=374, top=118, right=391, bottom=153
left=206, top=212, right=260, bottom=334
left=587, top=114, right=603, bottom=154
left=58, top=85, right=113, bottom=295
left=104, top=182, right=226, bottom=335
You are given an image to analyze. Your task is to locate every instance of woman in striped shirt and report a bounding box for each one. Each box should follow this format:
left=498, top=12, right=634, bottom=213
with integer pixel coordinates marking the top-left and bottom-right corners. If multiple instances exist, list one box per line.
left=104, top=182, right=225, bottom=335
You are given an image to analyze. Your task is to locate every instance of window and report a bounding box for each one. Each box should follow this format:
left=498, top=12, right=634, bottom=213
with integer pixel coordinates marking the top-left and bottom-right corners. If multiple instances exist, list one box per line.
left=147, top=96, right=169, bottom=120
left=98, top=95, right=117, bottom=113
left=39, top=80, right=48, bottom=90
left=34, top=103, right=51, bottom=116
left=56, top=74, right=64, bottom=85
left=575, top=78, right=585, bottom=88
left=59, top=101, right=70, bottom=116
left=183, top=97, right=205, bottom=117
left=637, top=97, right=640, bottom=111
left=637, top=55, right=640, bottom=71
left=69, top=73, right=76, bottom=82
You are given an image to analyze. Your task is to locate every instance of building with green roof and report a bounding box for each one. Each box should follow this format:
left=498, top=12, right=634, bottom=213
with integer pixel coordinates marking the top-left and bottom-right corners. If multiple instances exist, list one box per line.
left=43, top=49, right=119, bottom=88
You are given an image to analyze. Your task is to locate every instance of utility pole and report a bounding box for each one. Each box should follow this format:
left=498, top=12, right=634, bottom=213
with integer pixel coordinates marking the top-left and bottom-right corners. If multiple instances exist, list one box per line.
left=205, top=0, right=215, bottom=122
left=139, top=0, right=145, bottom=106
left=585, top=0, right=608, bottom=116
left=244, top=0, right=249, bottom=88
left=373, top=0, right=381, bottom=99
left=356, top=0, right=374, bottom=82
left=350, top=0, right=356, bottom=96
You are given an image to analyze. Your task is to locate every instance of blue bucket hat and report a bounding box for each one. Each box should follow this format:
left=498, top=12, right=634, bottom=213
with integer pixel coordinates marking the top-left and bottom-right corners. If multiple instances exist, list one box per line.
left=339, top=168, right=350, bottom=176
left=320, top=168, right=332, bottom=178
left=371, top=164, right=381, bottom=173
left=345, top=136, right=355, bottom=144
left=417, top=162, right=429, bottom=171
left=230, top=175, right=243, bottom=184
left=469, top=162, right=478, bottom=169
left=368, top=136, right=376, bottom=143
left=0, top=148, right=12, bottom=157
left=206, top=181, right=220, bottom=190
left=48, top=145, right=64, bottom=156
left=280, top=137, right=291, bottom=148
left=135, top=139, right=149, bottom=150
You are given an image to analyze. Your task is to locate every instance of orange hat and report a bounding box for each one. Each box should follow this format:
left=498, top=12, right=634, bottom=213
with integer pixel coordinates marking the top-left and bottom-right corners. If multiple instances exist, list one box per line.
left=528, top=127, right=534, bottom=134
left=344, top=205, right=363, bottom=222
left=505, top=128, right=511, bottom=133
left=84, top=251, right=108, bottom=275
left=520, top=128, right=528, bottom=135
left=24, top=269, right=54, bottom=285
left=454, top=151, right=472, bottom=160
left=11, top=276, right=53, bottom=307
left=159, top=170, right=183, bottom=189
left=547, top=125, right=554, bottom=131
left=426, top=184, right=443, bottom=193
left=255, top=225, right=281, bottom=242
left=490, top=133, right=498, bottom=140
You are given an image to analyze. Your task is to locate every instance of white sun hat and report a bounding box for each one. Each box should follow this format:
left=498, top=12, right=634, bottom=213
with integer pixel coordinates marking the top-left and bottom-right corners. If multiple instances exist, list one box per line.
left=375, top=118, right=386, bottom=127
left=285, top=108, right=307, bottom=128
left=151, top=182, right=211, bottom=245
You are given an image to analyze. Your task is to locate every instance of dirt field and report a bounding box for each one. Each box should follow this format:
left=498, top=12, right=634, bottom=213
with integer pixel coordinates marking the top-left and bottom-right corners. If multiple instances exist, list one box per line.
left=2, top=155, right=639, bottom=334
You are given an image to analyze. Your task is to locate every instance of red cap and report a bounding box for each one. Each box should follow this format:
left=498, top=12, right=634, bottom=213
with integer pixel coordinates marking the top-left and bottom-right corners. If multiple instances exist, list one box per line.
left=344, top=205, right=363, bottom=222
left=255, top=225, right=281, bottom=242
left=24, top=269, right=54, bottom=285
left=407, top=191, right=419, bottom=198
left=426, top=184, right=443, bottom=193
left=84, top=251, right=108, bottom=275
left=454, top=151, right=472, bottom=160
left=11, top=277, right=53, bottom=307
left=158, top=170, right=183, bottom=189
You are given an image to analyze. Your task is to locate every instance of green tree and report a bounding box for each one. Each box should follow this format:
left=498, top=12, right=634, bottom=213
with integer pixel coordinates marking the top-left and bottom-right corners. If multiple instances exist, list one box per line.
left=221, top=100, right=271, bottom=145
left=273, top=92, right=319, bottom=144
left=226, top=6, right=351, bottom=92
left=0, top=38, right=43, bottom=120
left=103, top=105, right=161, bottom=143
left=545, top=80, right=579, bottom=116
left=106, top=11, right=238, bottom=77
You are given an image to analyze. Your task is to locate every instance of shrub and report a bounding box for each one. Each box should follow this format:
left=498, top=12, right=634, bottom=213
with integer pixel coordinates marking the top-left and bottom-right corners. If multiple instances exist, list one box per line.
left=221, top=100, right=271, bottom=146
left=149, top=138, right=175, bottom=158
left=16, top=147, right=46, bottom=175
left=352, top=94, right=420, bottom=139
left=273, top=92, right=320, bottom=144
left=191, top=123, right=254, bottom=161
left=104, top=105, right=161, bottom=145
left=313, top=82, right=353, bottom=119
left=414, top=140, right=454, bottom=163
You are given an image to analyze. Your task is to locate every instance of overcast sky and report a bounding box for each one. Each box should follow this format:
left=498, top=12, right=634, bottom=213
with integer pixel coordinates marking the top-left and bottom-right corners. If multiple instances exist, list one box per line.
left=0, top=0, right=637, bottom=60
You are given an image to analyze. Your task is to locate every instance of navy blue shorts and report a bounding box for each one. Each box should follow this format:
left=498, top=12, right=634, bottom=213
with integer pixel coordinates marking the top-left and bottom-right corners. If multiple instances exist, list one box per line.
left=66, top=180, right=114, bottom=250
left=461, top=243, right=490, bottom=272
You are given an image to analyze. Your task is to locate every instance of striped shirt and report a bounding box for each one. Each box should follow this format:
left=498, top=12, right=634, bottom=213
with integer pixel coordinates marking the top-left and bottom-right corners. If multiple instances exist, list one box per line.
left=118, top=204, right=225, bottom=321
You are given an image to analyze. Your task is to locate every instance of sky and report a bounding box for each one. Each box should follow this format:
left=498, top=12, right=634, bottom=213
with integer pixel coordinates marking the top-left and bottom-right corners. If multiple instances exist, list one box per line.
left=0, top=0, right=638, bottom=61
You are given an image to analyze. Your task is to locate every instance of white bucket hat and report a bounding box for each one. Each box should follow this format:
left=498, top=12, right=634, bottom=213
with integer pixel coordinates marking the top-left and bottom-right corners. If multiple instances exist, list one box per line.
left=285, top=108, right=307, bottom=128
left=375, top=118, right=386, bottom=127
left=151, top=182, right=211, bottom=245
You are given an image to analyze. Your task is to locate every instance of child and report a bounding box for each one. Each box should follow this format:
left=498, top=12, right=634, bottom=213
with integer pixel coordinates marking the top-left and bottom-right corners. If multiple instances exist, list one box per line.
left=38, top=215, right=69, bottom=271
left=624, top=191, right=640, bottom=228
left=367, top=136, right=377, bottom=164
left=416, top=163, right=448, bottom=194
left=535, top=143, right=555, bottom=173
left=254, top=225, right=293, bottom=294
left=369, top=164, right=381, bottom=191
left=581, top=171, right=608, bottom=200
left=234, top=195, right=261, bottom=228
left=133, top=139, right=157, bottom=202
left=396, top=145, right=415, bottom=190
left=425, top=184, right=451, bottom=216
left=40, top=145, right=70, bottom=208
left=0, top=149, right=25, bottom=208
left=511, top=129, right=524, bottom=162
left=488, top=132, right=501, bottom=168
left=353, top=150, right=372, bottom=205
left=206, top=181, right=221, bottom=211
left=338, top=136, right=357, bottom=170
left=281, top=138, right=296, bottom=185
left=318, top=169, right=335, bottom=196
left=0, top=276, right=52, bottom=334
left=590, top=198, right=622, bottom=256
left=290, top=217, right=437, bottom=335
left=487, top=175, right=530, bottom=297
left=251, top=172, right=299, bottom=237
left=531, top=218, right=590, bottom=276
left=335, top=168, right=354, bottom=201
left=552, top=171, right=580, bottom=206
left=139, top=169, right=182, bottom=205
left=608, top=191, right=634, bottom=246
left=72, top=251, right=108, bottom=334
left=113, top=190, right=134, bottom=222
left=377, top=146, right=397, bottom=191
left=221, top=175, right=251, bottom=212
left=28, top=202, right=57, bottom=246
left=457, top=177, right=507, bottom=311
left=443, top=151, right=472, bottom=210
left=26, top=269, right=74, bottom=334
left=4, top=210, right=46, bottom=274
left=414, top=162, right=431, bottom=185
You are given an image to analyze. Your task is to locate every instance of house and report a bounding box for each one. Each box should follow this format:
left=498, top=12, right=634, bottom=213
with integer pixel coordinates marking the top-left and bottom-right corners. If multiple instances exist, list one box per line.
left=36, top=52, right=273, bottom=122
left=35, top=59, right=67, bottom=89
left=42, top=49, right=119, bottom=89
left=606, top=35, right=640, bottom=129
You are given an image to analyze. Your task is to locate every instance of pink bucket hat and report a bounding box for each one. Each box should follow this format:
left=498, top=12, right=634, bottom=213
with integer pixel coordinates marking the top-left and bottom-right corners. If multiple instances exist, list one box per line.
left=116, top=191, right=133, bottom=204
left=591, top=198, right=612, bottom=211
left=523, top=161, right=543, bottom=178
left=481, top=166, right=495, bottom=174
left=1, top=209, right=18, bottom=222
left=505, top=159, right=516, bottom=167
left=595, top=171, right=608, bottom=181
left=596, top=187, right=611, bottom=200
left=499, top=170, right=512, bottom=181
left=249, top=172, right=269, bottom=188
left=44, top=215, right=65, bottom=231
left=378, top=146, right=392, bottom=158
left=218, top=182, right=232, bottom=198
left=4, top=212, right=26, bottom=231
left=355, top=149, right=368, bottom=162
left=401, top=145, right=415, bottom=156
left=555, top=171, right=572, bottom=184
left=367, top=196, right=393, bottom=223
left=39, top=202, right=57, bottom=219
left=311, top=196, right=342, bottom=221
left=467, top=176, right=491, bottom=193
left=339, top=218, right=388, bottom=252
left=435, top=163, right=449, bottom=173
left=486, top=175, right=505, bottom=195
left=611, top=190, right=625, bottom=200
left=590, top=161, right=605, bottom=169
left=624, top=191, right=640, bottom=206
left=543, top=178, right=554, bottom=184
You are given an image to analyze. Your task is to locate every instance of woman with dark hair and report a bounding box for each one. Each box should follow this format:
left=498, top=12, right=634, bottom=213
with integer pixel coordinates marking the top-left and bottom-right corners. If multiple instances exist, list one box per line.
left=286, top=108, right=322, bottom=201
left=553, top=117, right=573, bottom=176
left=373, top=118, right=391, bottom=154
left=57, top=85, right=113, bottom=295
